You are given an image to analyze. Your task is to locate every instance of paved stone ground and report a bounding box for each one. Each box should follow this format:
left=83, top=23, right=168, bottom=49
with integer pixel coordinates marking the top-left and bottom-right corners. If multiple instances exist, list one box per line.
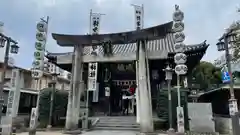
left=16, top=130, right=167, bottom=135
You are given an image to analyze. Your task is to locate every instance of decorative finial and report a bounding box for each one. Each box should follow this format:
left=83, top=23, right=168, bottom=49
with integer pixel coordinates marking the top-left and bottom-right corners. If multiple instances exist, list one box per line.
left=175, top=5, right=179, bottom=11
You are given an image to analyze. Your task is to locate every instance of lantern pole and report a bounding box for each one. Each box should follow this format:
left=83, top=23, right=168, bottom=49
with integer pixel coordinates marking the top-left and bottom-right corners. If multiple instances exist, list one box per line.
left=163, top=65, right=174, bottom=132
left=172, top=5, right=187, bottom=134
left=0, top=32, right=18, bottom=126
left=29, top=16, right=49, bottom=135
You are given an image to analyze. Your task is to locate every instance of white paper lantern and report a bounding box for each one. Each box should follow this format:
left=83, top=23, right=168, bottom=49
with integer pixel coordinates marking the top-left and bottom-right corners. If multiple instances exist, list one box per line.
left=174, top=42, right=186, bottom=52
left=172, top=21, right=184, bottom=32
left=175, top=64, right=188, bottom=75
left=174, top=32, right=185, bottom=43
left=34, top=51, right=44, bottom=60
left=32, top=60, right=43, bottom=69
left=174, top=53, right=187, bottom=64
left=35, top=41, right=45, bottom=51
left=36, top=21, right=47, bottom=32
left=31, top=69, right=43, bottom=79
left=36, top=32, right=46, bottom=42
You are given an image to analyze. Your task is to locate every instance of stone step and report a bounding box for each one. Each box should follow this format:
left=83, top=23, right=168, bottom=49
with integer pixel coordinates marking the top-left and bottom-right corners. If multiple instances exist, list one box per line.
left=92, top=116, right=139, bottom=131
left=98, top=117, right=136, bottom=122
left=92, top=126, right=140, bottom=131
left=98, top=120, right=137, bottom=123
left=96, top=123, right=139, bottom=128
left=97, top=121, right=139, bottom=125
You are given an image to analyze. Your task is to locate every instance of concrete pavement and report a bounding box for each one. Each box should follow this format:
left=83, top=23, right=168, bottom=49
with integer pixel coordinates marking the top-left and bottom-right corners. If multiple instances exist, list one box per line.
left=16, top=130, right=167, bottom=135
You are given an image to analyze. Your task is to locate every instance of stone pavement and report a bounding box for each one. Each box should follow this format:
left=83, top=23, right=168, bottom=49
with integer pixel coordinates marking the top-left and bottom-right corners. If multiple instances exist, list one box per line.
left=16, top=130, right=167, bottom=135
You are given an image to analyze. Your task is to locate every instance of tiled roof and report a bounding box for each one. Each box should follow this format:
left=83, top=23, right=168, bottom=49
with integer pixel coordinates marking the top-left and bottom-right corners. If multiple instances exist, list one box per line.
left=47, top=33, right=208, bottom=57
left=83, top=33, right=175, bottom=55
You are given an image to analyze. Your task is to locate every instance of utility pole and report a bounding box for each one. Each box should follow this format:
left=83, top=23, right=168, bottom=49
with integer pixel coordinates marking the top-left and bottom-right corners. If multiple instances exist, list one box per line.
left=0, top=30, right=18, bottom=126
left=47, top=70, right=59, bottom=129
left=216, top=30, right=240, bottom=135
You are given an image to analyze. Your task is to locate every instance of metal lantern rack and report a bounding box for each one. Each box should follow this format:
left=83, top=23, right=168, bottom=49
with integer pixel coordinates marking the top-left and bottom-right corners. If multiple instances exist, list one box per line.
left=172, top=5, right=187, bottom=133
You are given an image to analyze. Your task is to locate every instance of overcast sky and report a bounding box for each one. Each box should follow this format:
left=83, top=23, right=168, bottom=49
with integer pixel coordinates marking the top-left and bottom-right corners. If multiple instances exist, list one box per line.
left=0, top=0, right=239, bottom=68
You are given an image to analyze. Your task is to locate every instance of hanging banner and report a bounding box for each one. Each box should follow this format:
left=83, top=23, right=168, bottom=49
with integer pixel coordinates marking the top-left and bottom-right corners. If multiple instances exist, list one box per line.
left=6, top=68, right=21, bottom=117
left=90, top=12, right=101, bottom=54
left=90, top=13, right=101, bottom=35
left=134, top=5, right=144, bottom=29
left=88, top=11, right=101, bottom=92
left=88, top=62, right=98, bottom=91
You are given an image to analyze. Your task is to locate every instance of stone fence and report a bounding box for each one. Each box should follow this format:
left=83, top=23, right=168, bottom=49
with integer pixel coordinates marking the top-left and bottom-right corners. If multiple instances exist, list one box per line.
left=213, top=115, right=238, bottom=135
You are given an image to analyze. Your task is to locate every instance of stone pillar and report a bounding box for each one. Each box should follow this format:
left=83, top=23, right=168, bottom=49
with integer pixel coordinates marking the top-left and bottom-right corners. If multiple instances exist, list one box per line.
left=136, top=41, right=141, bottom=124
left=65, top=44, right=83, bottom=130
left=138, top=40, right=154, bottom=133
left=136, top=87, right=140, bottom=123
left=72, top=45, right=84, bottom=129
left=65, top=49, right=75, bottom=130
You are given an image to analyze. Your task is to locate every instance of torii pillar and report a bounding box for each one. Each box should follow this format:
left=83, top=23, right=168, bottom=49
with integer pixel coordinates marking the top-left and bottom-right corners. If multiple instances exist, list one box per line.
left=65, top=44, right=84, bottom=130
left=138, top=40, right=154, bottom=133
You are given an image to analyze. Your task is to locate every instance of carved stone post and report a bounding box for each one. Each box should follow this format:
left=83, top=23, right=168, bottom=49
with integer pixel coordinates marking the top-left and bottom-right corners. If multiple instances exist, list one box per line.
left=136, top=40, right=141, bottom=124
left=65, top=48, right=75, bottom=130
left=66, top=44, right=83, bottom=130
left=138, top=40, right=154, bottom=133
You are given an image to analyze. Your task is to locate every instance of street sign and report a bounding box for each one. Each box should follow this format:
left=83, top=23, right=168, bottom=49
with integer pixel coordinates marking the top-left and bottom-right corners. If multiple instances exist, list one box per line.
left=29, top=108, right=37, bottom=129
left=222, top=71, right=231, bottom=83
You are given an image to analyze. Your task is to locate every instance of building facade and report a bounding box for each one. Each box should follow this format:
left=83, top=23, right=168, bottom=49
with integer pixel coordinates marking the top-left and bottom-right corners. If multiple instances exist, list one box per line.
left=0, top=62, right=70, bottom=114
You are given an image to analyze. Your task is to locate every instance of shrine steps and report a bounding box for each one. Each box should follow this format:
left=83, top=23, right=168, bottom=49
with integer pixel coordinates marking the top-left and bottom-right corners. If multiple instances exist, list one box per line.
left=92, top=116, right=140, bottom=131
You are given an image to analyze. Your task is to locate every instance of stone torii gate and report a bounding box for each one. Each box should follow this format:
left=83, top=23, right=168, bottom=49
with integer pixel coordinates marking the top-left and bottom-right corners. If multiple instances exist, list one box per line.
left=52, top=23, right=172, bottom=133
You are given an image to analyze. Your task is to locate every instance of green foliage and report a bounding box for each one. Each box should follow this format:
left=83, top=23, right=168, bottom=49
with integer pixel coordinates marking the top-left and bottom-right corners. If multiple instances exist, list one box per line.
left=156, top=88, right=189, bottom=130
left=39, top=88, right=68, bottom=127
left=191, top=61, right=222, bottom=90
left=229, top=21, right=240, bottom=61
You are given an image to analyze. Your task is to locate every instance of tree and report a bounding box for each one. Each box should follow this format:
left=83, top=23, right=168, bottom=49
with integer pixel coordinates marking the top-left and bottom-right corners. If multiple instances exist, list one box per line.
left=191, top=61, right=222, bottom=90
left=227, top=9, right=240, bottom=61
left=39, top=88, right=68, bottom=127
